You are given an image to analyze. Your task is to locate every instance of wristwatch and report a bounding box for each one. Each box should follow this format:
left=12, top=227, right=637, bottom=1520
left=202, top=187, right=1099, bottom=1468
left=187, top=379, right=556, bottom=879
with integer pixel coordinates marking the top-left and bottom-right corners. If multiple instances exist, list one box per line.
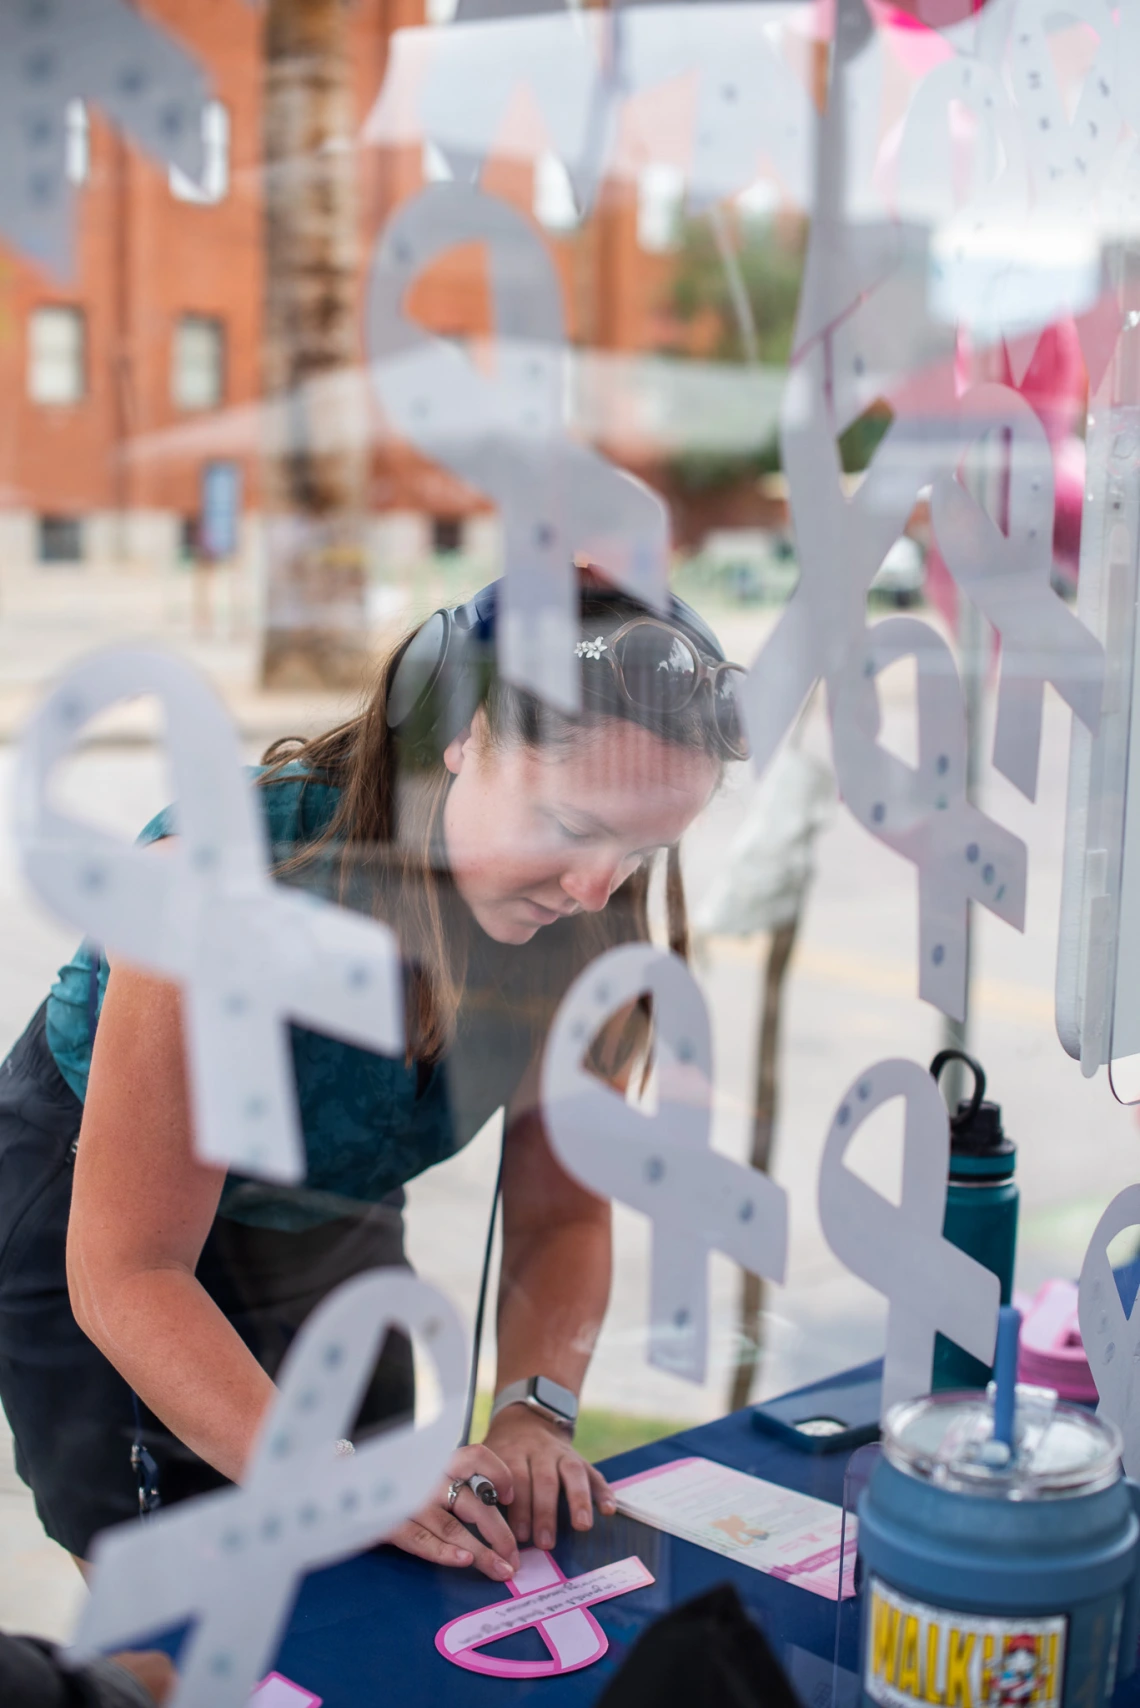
left=489, top=1376, right=578, bottom=1435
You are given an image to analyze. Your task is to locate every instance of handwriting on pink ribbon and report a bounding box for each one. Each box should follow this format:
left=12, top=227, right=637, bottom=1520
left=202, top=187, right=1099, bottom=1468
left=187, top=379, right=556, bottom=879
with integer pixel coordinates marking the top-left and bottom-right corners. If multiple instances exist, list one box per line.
left=249, top=1675, right=321, bottom=1708
left=435, top=1548, right=654, bottom=1678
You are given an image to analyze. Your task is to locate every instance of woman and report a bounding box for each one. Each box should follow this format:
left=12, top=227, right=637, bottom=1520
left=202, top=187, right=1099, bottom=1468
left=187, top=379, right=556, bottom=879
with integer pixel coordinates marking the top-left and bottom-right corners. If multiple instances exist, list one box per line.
left=0, top=575, right=747, bottom=1582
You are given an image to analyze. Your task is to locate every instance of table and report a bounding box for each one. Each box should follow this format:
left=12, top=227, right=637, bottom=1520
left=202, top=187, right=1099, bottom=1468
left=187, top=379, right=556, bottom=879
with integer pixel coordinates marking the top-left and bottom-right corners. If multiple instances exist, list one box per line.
left=148, top=1358, right=1140, bottom=1706
left=270, top=1365, right=874, bottom=1708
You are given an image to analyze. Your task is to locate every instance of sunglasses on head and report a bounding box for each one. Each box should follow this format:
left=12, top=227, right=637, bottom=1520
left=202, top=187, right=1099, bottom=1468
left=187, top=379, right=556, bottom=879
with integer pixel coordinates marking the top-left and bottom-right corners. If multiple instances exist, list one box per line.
left=573, top=617, right=751, bottom=762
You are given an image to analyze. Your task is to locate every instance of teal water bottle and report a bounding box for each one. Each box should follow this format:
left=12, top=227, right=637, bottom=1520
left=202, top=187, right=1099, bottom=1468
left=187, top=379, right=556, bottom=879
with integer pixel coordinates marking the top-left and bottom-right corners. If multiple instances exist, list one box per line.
left=930, top=1049, right=1018, bottom=1390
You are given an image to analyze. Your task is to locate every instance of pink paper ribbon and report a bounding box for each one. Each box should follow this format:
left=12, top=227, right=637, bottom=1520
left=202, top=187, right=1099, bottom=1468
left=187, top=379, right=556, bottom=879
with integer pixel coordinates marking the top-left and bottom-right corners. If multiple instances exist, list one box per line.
left=435, top=1548, right=654, bottom=1679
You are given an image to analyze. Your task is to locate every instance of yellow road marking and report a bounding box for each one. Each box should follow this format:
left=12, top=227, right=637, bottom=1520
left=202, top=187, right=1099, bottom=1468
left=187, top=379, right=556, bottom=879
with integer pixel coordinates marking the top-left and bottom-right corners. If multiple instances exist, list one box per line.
left=701, top=937, right=1053, bottom=1024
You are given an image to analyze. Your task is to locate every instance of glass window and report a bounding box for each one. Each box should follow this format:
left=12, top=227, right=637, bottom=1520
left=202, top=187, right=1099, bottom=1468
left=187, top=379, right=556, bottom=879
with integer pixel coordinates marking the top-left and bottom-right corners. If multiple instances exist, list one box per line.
left=534, top=153, right=580, bottom=232
left=432, top=516, right=464, bottom=555
left=179, top=516, right=199, bottom=562
left=65, top=99, right=89, bottom=186
left=637, top=163, right=685, bottom=253
left=37, top=515, right=84, bottom=564
left=172, top=315, right=225, bottom=411
left=170, top=102, right=230, bottom=205
left=28, top=306, right=85, bottom=404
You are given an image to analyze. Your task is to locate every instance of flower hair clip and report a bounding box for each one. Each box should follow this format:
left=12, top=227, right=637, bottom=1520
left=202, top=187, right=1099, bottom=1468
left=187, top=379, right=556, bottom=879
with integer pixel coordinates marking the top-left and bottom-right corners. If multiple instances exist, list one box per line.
left=574, top=636, right=608, bottom=661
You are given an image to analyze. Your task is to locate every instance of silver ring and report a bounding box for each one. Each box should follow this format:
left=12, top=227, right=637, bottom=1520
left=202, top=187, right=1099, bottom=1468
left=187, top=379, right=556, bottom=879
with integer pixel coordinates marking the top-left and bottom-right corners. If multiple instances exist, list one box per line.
left=446, top=1476, right=470, bottom=1512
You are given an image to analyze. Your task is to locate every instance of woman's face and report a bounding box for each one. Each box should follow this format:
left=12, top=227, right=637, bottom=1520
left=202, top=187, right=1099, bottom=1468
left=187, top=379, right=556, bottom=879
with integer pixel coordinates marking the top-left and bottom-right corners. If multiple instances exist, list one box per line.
left=441, top=713, right=720, bottom=944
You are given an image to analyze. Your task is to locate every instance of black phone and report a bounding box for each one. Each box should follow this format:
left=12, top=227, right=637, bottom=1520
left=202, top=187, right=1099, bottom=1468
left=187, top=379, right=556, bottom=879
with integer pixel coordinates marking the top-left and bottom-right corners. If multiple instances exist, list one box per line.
left=750, top=1369, right=881, bottom=1455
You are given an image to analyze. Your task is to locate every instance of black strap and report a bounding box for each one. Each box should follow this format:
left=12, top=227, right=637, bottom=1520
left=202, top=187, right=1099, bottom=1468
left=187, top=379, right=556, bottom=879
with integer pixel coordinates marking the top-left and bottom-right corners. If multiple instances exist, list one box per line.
left=85, top=946, right=162, bottom=1519
left=461, top=1139, right=504, bottom=1447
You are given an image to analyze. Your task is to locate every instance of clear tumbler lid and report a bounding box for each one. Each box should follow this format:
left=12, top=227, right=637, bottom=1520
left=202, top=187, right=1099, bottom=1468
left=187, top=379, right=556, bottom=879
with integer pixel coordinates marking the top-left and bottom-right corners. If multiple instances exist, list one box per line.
left=882, top=1386, right=1123, bottom=1499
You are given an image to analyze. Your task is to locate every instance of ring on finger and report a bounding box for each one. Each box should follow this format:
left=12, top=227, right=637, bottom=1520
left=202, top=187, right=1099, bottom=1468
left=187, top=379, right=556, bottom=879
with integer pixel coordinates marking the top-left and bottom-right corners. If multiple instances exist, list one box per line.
left=446, top=1476, right=471, bottom=1513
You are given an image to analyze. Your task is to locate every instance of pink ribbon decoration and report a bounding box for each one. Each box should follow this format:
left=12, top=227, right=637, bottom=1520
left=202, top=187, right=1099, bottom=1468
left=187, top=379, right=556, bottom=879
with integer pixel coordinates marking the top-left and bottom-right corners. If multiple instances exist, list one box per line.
left=249, top=1676, right=322, bottom=1708
left=435, top=1548, right=654, bottom=1678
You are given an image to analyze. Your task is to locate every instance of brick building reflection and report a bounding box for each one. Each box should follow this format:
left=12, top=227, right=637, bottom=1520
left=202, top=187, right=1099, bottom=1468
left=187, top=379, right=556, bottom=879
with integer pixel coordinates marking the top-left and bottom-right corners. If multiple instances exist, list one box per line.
left=0, top=0, right=783, bottom=583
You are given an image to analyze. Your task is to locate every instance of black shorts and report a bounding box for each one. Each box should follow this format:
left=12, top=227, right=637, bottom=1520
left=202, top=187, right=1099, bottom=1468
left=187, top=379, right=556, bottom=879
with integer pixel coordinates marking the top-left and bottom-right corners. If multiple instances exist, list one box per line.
left=0, top=1003, right=414, bottom=1559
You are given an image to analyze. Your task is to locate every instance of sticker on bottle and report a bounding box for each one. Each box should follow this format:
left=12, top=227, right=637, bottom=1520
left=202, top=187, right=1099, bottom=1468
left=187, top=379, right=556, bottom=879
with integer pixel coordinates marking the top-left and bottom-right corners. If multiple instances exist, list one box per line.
left=865, top=1579, right=1067, bottom=1708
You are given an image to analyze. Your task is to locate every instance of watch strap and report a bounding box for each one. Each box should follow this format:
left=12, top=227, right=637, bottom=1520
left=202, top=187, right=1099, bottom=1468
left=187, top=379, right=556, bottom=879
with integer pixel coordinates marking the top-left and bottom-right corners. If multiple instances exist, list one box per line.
left=489, top=1379, right=530, bottom=1423
left=490, top=1377, right=577, bottom=1433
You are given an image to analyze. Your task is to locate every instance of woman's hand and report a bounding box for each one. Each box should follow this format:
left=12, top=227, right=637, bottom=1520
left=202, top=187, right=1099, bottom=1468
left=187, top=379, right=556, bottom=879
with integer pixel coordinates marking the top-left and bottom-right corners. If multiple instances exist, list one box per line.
left=388, top=1445, right=519, bottom=1581
left=484, top=1405, right=616, bottom=1551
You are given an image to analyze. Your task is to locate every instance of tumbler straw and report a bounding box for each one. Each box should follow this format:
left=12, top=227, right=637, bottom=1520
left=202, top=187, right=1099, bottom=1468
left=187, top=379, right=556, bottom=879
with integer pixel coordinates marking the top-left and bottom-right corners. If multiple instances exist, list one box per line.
left=992, top=1304, right=1022, bottom=1450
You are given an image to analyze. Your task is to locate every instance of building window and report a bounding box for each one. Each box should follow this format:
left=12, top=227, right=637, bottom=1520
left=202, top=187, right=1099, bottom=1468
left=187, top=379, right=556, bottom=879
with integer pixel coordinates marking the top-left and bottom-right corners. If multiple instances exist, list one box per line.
left=65, top=99, right=89, bottom=186
left=432, top=516, right=464, bottom=555
left=38, top=515, right=84, bottom=564
left=28, top=305, right=85, bottom=404
left=637, top=163, right=685, bottom=253
left=170, top=101, right=230, bottom=205
left=179, top=516, right=199, bottom=562
left=172, top=315, right=225, bottom=411
left=534, top=153, right=579, bottom=232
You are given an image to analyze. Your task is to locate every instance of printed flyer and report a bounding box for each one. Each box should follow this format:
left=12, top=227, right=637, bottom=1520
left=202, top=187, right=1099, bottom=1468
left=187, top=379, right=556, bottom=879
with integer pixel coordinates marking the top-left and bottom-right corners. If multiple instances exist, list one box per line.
left=611, top=1456, right=856, bottom=1600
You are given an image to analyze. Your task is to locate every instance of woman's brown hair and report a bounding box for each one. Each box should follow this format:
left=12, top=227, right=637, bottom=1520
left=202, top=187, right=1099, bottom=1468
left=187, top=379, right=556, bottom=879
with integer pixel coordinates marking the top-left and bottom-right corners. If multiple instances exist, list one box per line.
left=260, top=586, right=726, bottom=1064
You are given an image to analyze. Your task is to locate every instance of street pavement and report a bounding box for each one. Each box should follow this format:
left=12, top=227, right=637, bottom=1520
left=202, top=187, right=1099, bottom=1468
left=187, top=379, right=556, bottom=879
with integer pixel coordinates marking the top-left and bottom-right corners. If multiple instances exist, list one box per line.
left=0, top=563, right=1136, bottom=1636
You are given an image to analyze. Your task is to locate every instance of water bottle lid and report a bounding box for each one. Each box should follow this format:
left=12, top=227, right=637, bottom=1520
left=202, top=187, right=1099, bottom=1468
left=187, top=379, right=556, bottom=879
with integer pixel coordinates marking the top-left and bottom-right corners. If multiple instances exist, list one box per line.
left=929, top=1049, right=1016, bottom=1177
left=882, top=1389, right=1122, bottom=1500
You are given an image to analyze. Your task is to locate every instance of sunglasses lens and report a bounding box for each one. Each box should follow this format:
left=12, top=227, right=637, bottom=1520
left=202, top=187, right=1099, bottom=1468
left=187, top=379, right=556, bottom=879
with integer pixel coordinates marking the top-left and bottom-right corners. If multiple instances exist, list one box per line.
left=614, top=624, right=699, bottom=711
left=715, top=667, right=751, bottom=759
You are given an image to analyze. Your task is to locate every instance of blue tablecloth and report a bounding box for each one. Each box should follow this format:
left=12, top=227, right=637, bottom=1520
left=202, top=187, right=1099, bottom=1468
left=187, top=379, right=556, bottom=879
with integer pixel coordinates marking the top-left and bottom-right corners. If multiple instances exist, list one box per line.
left=147, top=1360, right=1140, bottom=1706
left=270, top=1365, right=874, bottom=1708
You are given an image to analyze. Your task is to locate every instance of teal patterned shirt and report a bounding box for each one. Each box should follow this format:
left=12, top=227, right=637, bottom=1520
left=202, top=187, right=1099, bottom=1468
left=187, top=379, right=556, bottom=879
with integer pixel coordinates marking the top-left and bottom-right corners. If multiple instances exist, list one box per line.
left=44, top=765, right=534, bottom=1230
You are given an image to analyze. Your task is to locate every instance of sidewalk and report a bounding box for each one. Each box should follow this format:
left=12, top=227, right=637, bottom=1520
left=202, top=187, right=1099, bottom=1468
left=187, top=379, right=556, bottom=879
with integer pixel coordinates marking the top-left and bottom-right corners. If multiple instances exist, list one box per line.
left=0, top=561, right=366, bottom=746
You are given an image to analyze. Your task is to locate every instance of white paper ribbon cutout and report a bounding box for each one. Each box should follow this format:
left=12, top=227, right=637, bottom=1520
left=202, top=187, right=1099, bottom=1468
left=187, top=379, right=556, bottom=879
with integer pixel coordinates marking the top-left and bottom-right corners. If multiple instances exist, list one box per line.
left=371, top=5, right=814, bottom=221
left=931, top=385, right=1105, bottom=801
left=540, top=942, right=788, bottom=1384
left=13, top=648, right=403, bottom=1183
left=831, top=616, right=1027, bottom=1023
left=792, top=0, right=890, bottom=360
left=1008, top=0, right=1121, bottom=208
left=792, top=0, right=942, bottom=436
left=743, top=342, right=954, bottom=781
left=1078, top=1184, right=1140, bottom=1478
left=71, top=1271, right=465, bottom=1708
left=817, top=1060, right=1000, bottom=1418
left=893, top=51, right=1054, bottom=349
left=416, top=9, right=605, bottom=208
left=894, top=51, right=1029, bottom=236
left=0, top=0, right=210, bottom=279
left=618, top=4, right=814, bottom=213
left=366, top=183, right=669, bottom=717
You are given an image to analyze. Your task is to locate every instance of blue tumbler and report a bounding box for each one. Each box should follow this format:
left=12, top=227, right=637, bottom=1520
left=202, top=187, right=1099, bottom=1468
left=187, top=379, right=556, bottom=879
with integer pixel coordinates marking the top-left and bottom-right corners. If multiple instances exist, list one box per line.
left=930, top=1050, right=1018, bottom=1391
left=858, top=1391, right=1140, bottom=1708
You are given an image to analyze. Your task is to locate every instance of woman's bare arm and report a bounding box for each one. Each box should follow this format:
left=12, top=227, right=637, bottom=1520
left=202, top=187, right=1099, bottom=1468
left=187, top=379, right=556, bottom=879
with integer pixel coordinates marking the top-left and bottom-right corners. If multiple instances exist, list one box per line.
left=66, top=957, right=275, bottom=1485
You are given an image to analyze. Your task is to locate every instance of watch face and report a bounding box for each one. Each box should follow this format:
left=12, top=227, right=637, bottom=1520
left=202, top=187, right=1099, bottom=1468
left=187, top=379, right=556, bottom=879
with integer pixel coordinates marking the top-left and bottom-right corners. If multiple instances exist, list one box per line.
left=532, top=1376, right=577, bottom=1421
